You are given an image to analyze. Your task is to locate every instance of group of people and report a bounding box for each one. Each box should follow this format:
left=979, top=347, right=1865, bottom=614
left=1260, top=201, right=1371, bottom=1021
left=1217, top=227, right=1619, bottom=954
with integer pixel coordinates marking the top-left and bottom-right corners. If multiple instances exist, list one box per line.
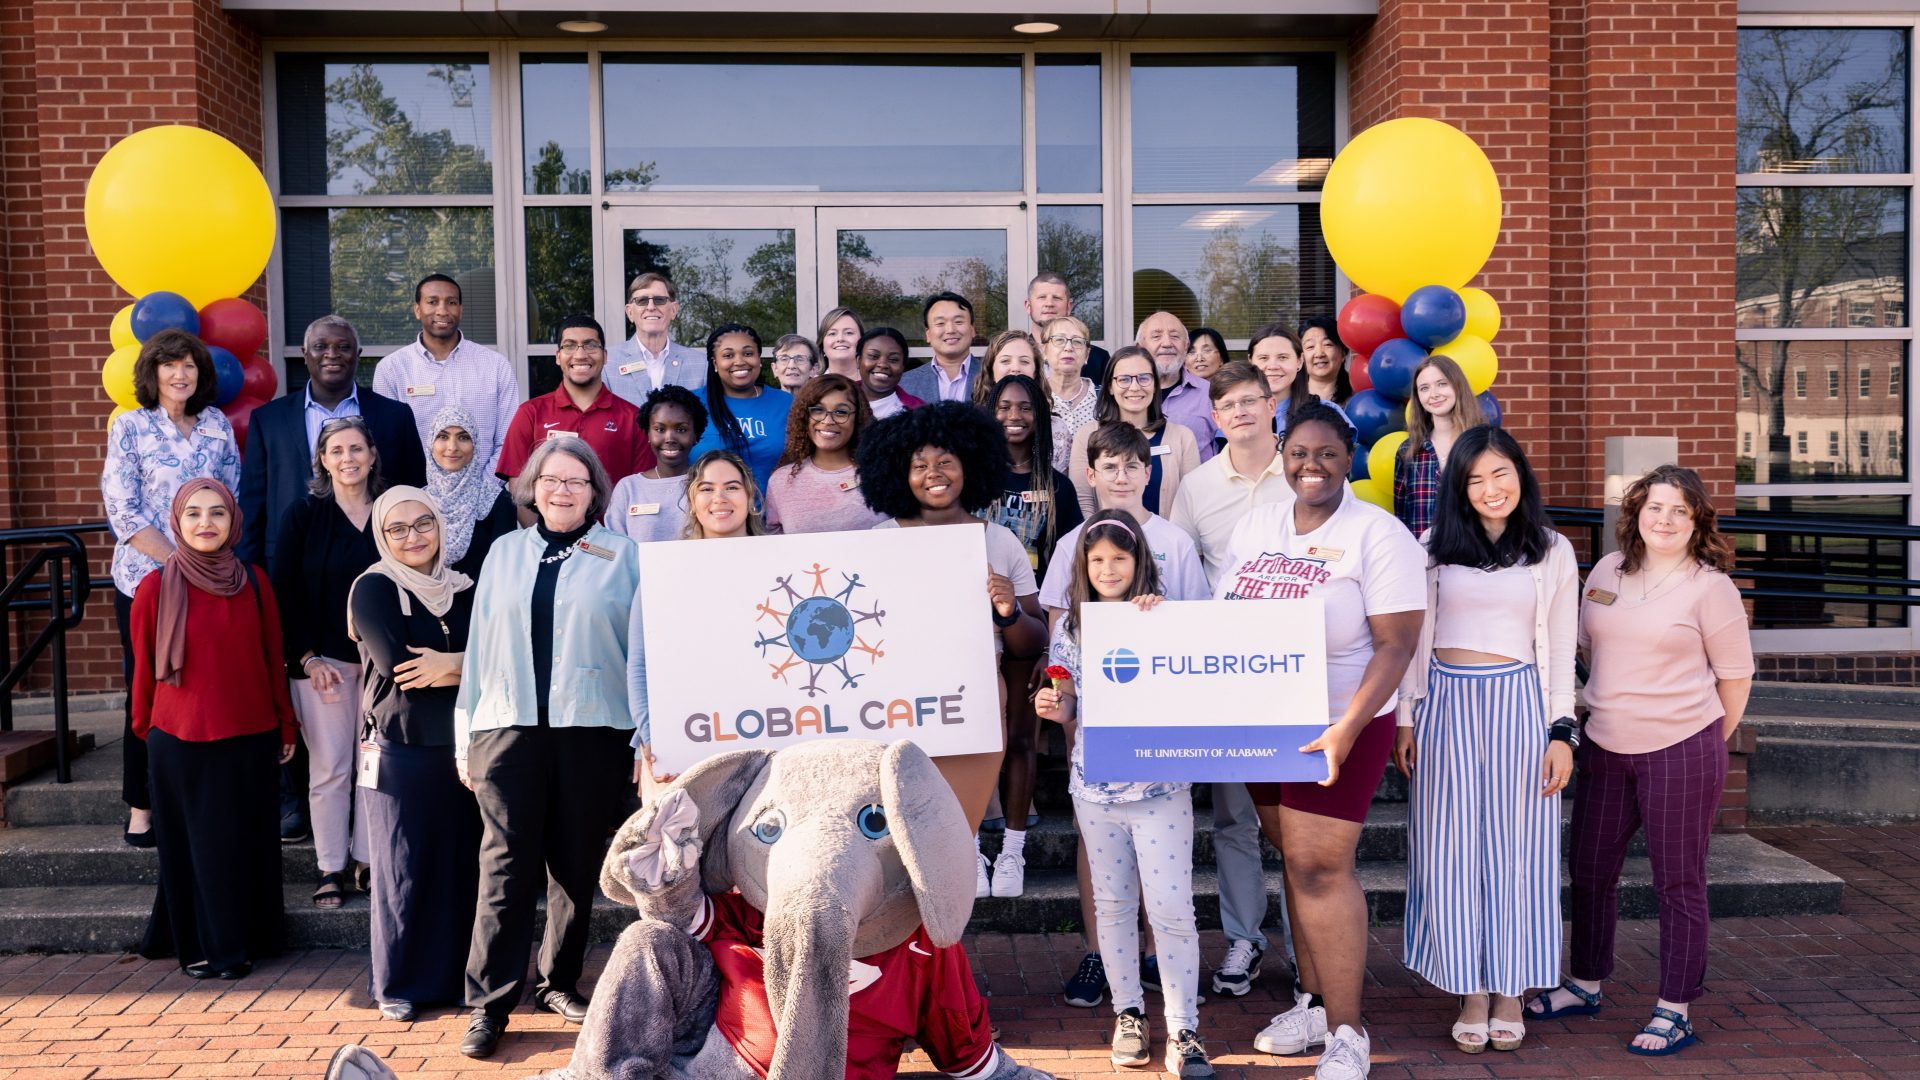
left=100, top=267, right=1754, bottom=1080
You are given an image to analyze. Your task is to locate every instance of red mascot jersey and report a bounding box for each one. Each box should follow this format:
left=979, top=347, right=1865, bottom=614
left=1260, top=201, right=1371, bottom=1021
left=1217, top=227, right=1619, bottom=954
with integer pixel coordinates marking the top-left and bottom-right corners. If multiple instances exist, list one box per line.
left=690, top=891, right=999, bottom=1080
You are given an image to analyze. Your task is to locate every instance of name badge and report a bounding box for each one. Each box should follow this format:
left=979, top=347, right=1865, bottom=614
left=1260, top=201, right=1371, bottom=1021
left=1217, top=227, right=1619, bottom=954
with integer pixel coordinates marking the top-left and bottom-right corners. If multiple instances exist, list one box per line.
left=1150, top=444, right=1172, bottom=457
left=837, top=479, right=859, bottom=492
left=1585, top=587, right=1618, bottom=606
left=356, top=740, right=382, bottom=790
left=406, top=384, right=436, bottom=397
left=618, top=361, right=647, bottom=375
left=1306, top=545, right=1346, bottom=562
left=545, top=428, right=580, bottom=440
left=193, top=425, right=227, bottom=441
left=628, top=502, right=661, bottom=516
left=576, top=540, right=617, bottom=561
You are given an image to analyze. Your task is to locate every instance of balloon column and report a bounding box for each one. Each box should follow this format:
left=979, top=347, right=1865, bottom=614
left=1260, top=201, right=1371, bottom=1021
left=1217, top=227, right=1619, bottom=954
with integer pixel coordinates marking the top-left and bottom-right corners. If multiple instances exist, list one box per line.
left=84, top=125, right=278, bottom=449
left=1320, top=117, right=1506, bottom=511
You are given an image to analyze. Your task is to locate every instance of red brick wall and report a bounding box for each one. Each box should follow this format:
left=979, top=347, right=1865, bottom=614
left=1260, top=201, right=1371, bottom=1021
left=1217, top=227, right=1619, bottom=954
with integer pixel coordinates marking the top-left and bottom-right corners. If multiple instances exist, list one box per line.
left=1349, top=0, right=1739, bottom=506
left=0, top=0, right=262, bottom=693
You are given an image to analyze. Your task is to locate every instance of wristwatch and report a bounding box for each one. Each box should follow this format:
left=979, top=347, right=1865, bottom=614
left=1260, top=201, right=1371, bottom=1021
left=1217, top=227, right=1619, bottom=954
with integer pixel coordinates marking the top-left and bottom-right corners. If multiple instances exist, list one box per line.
left=1547, top=717, right=1581, bottom=750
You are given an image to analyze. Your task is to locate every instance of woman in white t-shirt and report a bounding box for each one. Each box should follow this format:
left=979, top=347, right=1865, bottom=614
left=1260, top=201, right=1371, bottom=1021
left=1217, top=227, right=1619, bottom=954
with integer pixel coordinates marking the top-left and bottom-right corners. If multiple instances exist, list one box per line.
left=854, top=401, right=1042, bottom=893
left=1212, top=400, right=1426, bottom=1080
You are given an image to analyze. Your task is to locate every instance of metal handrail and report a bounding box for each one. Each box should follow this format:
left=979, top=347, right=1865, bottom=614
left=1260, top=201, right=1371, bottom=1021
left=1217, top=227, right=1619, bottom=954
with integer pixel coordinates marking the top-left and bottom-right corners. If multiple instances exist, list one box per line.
left=0, top=523, right=106, bottom=783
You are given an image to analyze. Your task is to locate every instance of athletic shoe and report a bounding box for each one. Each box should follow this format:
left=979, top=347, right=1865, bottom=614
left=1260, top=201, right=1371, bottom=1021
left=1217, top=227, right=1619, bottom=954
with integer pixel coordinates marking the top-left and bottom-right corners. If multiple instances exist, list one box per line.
left=990, top=852, right=1026, bottom=898
left=1254, top=990, right=1328, bottom=1056
left=1210, top=939, right=1263, bottom=997
left=1111, top=1007, right=1150, bottom=1067
left=975, top=852, right=991, bottom=899
left=1063, top=952, right=1107, bottom=1008
left=1164, top=1028, right=1215, bottom=1077
left=1314, top=1025, right=1371, bottom=1079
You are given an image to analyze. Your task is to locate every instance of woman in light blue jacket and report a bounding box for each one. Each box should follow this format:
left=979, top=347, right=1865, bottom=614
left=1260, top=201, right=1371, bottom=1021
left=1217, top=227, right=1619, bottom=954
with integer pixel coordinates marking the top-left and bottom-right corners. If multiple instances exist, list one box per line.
left=453, top=438, right=639, bottom=1061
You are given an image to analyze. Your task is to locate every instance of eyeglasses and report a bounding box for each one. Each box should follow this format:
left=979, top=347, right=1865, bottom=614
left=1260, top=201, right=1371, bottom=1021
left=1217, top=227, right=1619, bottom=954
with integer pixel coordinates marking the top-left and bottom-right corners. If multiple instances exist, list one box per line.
left=627, top=295, right=674, bottom=309
left=1213, top=394, right=1270, bottom=415
left=381, top=515, right=438, bottom=541
left=536, top=475, right=594, bottom=494
left=1111, top=373, right=1155, bottom=388
left=807, top=404, right=856, bottom=422
left=1095, top=461, right=1148, bottom=478
left=773, top=353, right=815, bottom=368
left=557, top=341, right=604, bottom=355
left=1046, top=335, right=1089, bottom=349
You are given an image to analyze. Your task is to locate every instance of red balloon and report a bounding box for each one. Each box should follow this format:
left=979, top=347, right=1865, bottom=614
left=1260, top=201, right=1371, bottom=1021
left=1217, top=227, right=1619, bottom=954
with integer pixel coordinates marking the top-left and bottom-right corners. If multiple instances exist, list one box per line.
left=239, top=357, right=278, bottom=402
left=224, top=396, right=263, bottom=453
left=1338, top=293, right=1403, bottom=359
left=1347, top=353, right=1374, bottom=394
left=197, top=298, right=268, bottom=358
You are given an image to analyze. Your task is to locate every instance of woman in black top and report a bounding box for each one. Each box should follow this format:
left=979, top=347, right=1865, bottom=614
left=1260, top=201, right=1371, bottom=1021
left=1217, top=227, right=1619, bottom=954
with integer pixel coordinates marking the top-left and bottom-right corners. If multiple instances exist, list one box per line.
left=347, top=485, right=479, bottom=1022
left=271, top=416, right=382, bottom=908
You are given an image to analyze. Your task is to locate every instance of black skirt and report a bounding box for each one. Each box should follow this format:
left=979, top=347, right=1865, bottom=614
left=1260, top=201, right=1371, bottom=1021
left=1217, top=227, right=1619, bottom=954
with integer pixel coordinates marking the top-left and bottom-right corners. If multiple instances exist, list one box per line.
left=363, top=736, right=482, bottom=1007
left=140, top=727, right=285, bottom=971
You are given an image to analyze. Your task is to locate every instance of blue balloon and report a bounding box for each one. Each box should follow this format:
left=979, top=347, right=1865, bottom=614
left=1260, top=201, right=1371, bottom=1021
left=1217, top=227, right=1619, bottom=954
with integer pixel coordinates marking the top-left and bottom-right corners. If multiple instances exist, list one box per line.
left=1477, top=389, right=1502, bottom=427
left=209, top=346, right=244, bottom=406
left=1350, top=447, right=1370, bottom=482
left=1367, top=337, right=1427, bottom=401
left=130, top=291, right=200, bottom=342
left=1399, top=285, right=1467, bottom=348
left=1345, top=389, right=1408, bottom=447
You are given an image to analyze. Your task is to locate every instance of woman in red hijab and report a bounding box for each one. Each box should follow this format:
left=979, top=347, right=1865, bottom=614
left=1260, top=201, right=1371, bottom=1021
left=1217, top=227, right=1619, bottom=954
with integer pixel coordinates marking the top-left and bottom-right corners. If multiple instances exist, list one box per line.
left=130, top=478, right=298, bottom=980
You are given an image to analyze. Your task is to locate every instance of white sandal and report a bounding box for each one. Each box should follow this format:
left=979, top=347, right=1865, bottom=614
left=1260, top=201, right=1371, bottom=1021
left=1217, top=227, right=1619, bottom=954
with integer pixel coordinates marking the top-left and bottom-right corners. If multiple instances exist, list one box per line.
left=1488, top=1015, right=1526, bottom=1051
left=1451, top=1018, right=1490, bottom=1054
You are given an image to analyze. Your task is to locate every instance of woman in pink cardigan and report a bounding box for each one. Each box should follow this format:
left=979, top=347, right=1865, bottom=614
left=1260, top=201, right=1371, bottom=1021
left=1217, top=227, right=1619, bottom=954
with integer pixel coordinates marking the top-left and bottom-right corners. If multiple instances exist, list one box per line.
left=1528, top=465, right=1753, bottom=1057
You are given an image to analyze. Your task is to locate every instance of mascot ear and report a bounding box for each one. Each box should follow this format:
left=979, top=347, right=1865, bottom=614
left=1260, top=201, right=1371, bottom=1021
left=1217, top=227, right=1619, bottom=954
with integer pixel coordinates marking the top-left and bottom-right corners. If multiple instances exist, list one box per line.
left=600, top=749, right=774, bottom=906
left=880, top=741, right=975, bottom=947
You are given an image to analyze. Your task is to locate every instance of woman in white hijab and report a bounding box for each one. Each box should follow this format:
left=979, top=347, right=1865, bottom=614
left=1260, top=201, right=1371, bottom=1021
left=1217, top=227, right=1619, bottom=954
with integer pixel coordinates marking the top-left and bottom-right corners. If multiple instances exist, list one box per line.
left=347, top=485, right=480, bottom=1023
left=424, top=406, right=518, bottom=579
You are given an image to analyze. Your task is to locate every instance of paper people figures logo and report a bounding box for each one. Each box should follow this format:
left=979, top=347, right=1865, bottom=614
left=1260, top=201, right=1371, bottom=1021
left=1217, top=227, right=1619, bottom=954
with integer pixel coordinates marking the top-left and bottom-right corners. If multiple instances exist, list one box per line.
left=1101, top=648, right=1141, bottom=684
left=754, top=562, right=886, bottom=697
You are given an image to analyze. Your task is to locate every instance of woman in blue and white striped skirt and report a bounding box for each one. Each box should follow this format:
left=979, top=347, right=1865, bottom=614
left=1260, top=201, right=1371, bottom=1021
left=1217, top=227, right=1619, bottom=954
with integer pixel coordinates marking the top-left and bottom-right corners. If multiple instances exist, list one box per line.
left=1392, top=425, right=1579, bottom=1054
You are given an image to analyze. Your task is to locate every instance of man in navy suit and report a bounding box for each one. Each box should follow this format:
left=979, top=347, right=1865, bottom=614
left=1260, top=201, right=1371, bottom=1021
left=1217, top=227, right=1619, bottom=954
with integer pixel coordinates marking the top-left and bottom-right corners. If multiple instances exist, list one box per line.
left=898, top=291, right=979, bottom=405
left=235, top=314, right=428, bottom=843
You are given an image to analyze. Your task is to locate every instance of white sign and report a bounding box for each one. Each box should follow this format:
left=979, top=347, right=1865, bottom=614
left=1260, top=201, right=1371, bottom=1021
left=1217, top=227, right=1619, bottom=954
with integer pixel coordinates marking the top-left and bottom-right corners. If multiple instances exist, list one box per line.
left=1076, top=598, right=1331, bottom=783
left=638, top=524, right=1004, bottom=773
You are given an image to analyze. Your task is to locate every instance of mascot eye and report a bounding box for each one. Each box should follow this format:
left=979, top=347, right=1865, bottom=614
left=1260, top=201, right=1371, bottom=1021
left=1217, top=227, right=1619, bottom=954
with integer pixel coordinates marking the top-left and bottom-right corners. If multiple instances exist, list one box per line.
left=856, top=804, right=889, bottom=840
left=751, top=809, right=786, bottom=844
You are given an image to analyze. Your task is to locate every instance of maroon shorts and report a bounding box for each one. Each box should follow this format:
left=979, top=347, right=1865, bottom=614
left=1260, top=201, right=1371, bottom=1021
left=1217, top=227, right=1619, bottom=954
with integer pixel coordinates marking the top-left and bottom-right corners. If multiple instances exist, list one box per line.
left=1246, top=710, right=1397, bottom=824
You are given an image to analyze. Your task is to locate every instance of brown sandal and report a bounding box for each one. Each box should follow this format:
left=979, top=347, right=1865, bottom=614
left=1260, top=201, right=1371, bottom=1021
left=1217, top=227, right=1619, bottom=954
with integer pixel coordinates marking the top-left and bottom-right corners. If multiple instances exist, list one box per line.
left=313, top=870, right=348, bottom=908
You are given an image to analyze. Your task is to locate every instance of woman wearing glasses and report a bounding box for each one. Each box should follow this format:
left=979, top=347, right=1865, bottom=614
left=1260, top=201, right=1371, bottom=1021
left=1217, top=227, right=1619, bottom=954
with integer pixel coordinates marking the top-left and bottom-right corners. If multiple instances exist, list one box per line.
left=347, top=486, right=479, bottom=1023
left=764, top=374, right=885, bottom=534
left=453, top=439, right=640, bottom=1061
left=1042, top=316, right=1098, bottom=474
left=1065, top=345, right=1199, bottom=519
left=770, top=334, right=823, bottom=394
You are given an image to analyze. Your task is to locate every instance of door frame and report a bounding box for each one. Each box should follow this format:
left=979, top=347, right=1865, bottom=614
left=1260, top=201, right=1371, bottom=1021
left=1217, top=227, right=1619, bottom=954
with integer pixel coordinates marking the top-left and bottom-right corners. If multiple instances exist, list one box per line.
left=814, top=205, right=1032, bottom=357
left=596, top=205, right=821, bottom=347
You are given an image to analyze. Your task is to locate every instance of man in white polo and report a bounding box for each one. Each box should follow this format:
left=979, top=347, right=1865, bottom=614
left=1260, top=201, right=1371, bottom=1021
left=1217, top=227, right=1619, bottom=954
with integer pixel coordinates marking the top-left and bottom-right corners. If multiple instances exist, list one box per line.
left=605, top=272, right=709, bottom=407
left=1168, top=359, right=1297, bottom=1002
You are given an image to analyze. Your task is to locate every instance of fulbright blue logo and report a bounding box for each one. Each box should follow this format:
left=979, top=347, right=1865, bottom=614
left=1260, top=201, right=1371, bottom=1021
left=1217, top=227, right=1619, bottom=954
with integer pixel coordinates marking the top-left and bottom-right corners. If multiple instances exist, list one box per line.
left=1101, top=648, right=1141, bottom=684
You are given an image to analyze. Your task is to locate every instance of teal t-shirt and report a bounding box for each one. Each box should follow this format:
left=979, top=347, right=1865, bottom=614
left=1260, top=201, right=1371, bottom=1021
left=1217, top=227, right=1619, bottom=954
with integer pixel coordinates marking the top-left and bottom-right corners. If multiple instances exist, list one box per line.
left=688, top=386, right=795, bottom=491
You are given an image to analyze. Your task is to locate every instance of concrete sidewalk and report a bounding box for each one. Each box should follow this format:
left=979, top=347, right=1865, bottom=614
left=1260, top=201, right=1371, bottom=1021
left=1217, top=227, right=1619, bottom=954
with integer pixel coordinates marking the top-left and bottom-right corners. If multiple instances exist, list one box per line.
left=0, top=824, right=1915, bottom=1079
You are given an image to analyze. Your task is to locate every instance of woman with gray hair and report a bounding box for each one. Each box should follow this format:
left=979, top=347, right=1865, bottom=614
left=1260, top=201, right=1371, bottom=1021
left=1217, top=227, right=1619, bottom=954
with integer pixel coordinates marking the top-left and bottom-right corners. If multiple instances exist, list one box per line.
left=453, top=438, right=641, bottom=1061
left=271, top=415, right=385, bottom=909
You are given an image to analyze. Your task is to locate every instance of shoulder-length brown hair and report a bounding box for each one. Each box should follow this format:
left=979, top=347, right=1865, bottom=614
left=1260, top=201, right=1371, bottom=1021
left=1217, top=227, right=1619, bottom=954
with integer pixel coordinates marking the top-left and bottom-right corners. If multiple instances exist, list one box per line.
left=1402, top=353, right=1485, bottom=459
left=133, top=329, right=218, bottom=415
left=1616, top=464, right=1735, bottom=574
left=775, top=373, right=873, bottom=475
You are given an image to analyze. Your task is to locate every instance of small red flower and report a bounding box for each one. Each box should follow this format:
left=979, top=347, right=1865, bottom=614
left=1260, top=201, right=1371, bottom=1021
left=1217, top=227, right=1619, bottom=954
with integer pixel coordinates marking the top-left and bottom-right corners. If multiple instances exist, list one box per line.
left=1045, top=664, right=1072, bottom=691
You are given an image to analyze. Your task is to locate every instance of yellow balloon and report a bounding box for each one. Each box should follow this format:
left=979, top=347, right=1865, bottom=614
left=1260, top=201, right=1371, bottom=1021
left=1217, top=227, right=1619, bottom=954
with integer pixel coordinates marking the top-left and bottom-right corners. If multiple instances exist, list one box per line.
left=110, top=304, right=137, bottom=350
left=107, top=405, right=134, bottom=433
left=1350, top=476, right=1393, bottom=512
left=1321, top=118, right=1502, bottom=302
left=1368, top=431, right=1410, bottom=489
left=83, top=125, right=275, bottom=308
left=1459, top=288, right=1501, bottom=342
left=103, top=344, right=140, bottom=409
left=1432, top=333, right=1498, bottom=395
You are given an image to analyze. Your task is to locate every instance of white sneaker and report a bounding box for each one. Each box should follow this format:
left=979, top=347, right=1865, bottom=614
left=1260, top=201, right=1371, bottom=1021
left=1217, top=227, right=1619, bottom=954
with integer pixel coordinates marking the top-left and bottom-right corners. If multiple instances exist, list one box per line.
left=1254, top=991, right=1327, bottom=1056
left=1314, top=1025, right=1370, bottom=1079
left=989, top=852, right=1025, bottom=898
left=975, top=852, right=991, bottom=899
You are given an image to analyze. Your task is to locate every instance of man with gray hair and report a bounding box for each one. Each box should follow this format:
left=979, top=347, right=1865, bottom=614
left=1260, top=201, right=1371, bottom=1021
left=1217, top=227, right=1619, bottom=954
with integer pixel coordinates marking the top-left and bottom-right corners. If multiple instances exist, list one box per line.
left=1137, top=310, right=1220, bottom=463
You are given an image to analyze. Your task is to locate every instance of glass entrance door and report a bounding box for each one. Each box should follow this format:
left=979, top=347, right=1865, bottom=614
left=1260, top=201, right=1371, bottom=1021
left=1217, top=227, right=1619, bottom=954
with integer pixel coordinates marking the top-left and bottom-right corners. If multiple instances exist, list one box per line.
left=816, top=207, right=1030, bottom=354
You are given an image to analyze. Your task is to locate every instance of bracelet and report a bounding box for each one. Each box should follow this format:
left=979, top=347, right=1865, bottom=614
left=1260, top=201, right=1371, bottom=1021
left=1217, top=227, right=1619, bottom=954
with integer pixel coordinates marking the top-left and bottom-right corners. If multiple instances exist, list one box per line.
left=301, top=655, right=323, bottom=671
left=991, top=607, right=1022, bottom=628
left=1547, top=719, right=1581, bottom=749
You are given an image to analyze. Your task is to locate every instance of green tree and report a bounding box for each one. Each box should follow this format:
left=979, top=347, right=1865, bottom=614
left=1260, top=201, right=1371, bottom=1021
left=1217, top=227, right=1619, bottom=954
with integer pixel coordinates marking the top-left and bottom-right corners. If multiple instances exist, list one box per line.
left=1197, top=225, right=1302, bottom=338
left=1037, top=214, right=1105, bottom=339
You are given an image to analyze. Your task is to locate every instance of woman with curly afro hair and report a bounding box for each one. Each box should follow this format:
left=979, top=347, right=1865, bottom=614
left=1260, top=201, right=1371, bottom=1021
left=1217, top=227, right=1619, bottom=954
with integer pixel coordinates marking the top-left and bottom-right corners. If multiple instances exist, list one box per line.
left=856, top=402, right=1045, bottom=890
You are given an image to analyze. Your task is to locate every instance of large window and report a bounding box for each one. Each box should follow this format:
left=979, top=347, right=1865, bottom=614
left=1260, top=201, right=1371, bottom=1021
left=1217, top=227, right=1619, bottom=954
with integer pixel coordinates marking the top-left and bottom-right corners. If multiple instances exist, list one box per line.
left=1736, top=24, right=1916, bottom=637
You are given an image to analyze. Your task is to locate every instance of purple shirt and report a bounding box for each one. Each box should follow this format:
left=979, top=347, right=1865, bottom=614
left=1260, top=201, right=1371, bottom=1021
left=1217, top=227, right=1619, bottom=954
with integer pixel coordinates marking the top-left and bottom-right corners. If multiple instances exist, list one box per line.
left=1160, top=369, right=1220, bottom=463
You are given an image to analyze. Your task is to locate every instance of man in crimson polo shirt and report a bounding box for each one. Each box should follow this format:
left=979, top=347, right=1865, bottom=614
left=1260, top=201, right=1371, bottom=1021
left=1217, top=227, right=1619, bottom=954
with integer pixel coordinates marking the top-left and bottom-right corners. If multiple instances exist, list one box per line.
left=497, top=313, right=654, bottom=484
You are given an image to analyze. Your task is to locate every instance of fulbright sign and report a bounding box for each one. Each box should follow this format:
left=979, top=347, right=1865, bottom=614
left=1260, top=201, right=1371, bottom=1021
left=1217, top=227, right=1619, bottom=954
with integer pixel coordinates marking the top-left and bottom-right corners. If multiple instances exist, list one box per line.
left=1078, top=598, right=1331, bottom=783
left=638, top=523, right=1004, bottom=774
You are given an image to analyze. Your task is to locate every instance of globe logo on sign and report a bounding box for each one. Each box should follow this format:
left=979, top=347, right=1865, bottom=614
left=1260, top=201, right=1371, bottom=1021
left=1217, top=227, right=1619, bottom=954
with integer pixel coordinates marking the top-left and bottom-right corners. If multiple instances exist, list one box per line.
left=1101, top=648, right=1141, bottom=684
left=754, top=562, right=886, bottom=697
left=786, top=595, right=855, bottom=664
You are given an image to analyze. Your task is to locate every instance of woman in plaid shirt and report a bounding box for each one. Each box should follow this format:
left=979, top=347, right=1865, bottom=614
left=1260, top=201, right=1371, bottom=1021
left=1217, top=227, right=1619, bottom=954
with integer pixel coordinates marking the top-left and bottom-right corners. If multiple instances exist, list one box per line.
left=1394, top=355, right=1485, bottom=535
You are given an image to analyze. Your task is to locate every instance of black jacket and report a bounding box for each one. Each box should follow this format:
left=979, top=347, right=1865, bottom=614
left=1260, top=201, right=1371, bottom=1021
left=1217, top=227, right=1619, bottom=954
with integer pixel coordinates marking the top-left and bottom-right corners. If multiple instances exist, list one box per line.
left=348, top=573, right=473, bottom=747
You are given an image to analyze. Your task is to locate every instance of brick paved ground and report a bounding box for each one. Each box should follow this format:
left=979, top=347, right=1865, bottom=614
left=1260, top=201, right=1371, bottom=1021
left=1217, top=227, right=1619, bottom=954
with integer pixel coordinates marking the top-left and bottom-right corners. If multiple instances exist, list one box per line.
left=1, top=824, right=1915, bottom=1080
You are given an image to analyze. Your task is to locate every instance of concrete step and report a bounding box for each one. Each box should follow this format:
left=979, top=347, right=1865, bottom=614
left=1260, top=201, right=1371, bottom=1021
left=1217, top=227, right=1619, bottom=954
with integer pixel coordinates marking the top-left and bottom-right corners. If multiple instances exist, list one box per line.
left=1747, top=714, right=1920, bottom=824
left=0, top=732, right=134, bottom=827
left=1749, top=680, right=1920, bottom=710
left=0, top=833, right=1840, bottom=953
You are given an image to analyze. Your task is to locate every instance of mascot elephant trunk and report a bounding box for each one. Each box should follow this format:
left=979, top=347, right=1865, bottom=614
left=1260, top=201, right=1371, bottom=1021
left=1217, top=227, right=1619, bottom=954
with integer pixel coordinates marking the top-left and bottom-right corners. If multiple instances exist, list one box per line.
left=762, top=820, right=880, bottom=1080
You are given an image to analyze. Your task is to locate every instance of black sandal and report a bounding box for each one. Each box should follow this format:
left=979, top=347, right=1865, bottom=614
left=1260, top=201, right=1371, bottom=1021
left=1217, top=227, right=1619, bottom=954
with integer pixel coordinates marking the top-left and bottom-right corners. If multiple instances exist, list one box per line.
left=313, top=870, right=348, bottom=909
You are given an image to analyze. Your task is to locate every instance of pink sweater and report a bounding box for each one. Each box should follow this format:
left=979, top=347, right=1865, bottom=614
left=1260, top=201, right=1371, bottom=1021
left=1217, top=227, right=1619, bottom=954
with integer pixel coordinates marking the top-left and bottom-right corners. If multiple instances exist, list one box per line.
left=1578, top=551, right=1754, bottom=754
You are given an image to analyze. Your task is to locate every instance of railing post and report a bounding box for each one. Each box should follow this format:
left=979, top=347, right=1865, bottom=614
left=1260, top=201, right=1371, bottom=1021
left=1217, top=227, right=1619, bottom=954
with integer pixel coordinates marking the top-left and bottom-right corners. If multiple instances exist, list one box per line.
left=50, top=553, right=71, bottom=784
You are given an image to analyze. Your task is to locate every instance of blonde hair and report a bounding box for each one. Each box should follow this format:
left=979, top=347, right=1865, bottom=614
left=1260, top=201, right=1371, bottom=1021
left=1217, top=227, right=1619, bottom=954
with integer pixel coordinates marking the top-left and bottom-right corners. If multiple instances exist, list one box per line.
left=681, top=450, right=767, bottom=539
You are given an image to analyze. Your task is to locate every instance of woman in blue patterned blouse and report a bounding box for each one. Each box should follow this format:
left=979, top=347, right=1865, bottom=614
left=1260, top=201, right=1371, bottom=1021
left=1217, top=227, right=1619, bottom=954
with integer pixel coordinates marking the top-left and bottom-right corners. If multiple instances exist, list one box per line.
left=100, top=329, right=243, bottom=848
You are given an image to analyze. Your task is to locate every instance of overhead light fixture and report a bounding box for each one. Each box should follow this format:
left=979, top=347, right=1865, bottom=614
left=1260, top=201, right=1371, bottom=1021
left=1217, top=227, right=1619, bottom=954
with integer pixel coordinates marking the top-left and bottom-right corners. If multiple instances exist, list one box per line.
left=558, top=19, right=608, bottom=33
left=1013, top=21, right=1060, bottom=34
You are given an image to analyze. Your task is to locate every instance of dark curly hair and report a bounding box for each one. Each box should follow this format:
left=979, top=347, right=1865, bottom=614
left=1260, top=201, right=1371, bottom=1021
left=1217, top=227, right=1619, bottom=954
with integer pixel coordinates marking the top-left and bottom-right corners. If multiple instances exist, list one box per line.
left=776, top=373, right=872, bottom=475
left=1617, top=464, right=1736, bottom=574
left=854, top=401, right=1010, bottom=520
left=640, top=384, right=709, bottom=441
left=1281, top=399, right=1357, bottom=454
